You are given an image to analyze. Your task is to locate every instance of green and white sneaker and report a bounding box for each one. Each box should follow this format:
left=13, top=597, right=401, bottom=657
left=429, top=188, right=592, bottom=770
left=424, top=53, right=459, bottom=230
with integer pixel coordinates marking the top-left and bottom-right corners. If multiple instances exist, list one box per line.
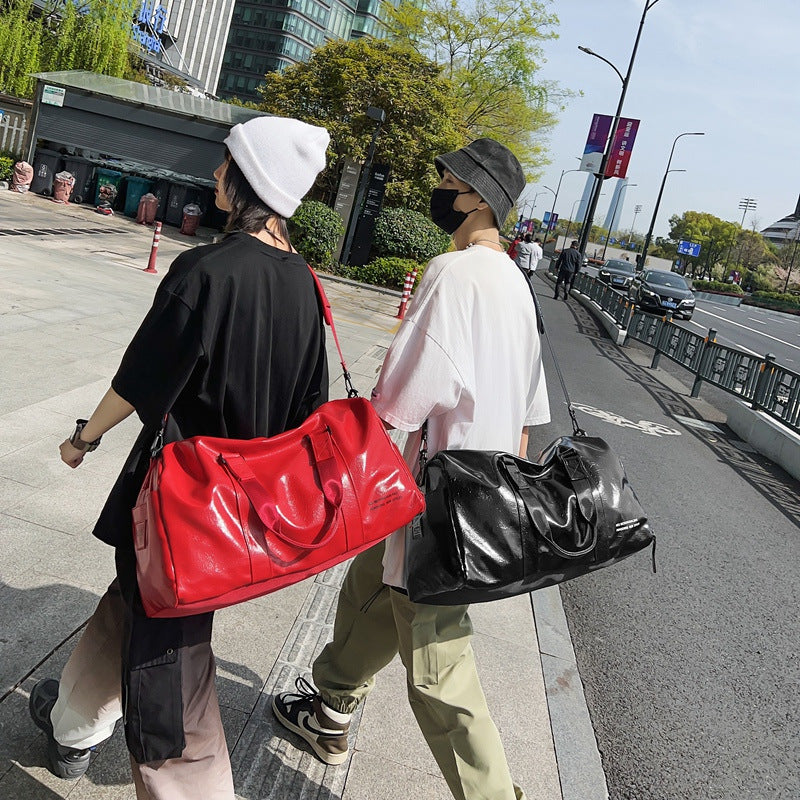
left=272, top=677, right=350, bottom=766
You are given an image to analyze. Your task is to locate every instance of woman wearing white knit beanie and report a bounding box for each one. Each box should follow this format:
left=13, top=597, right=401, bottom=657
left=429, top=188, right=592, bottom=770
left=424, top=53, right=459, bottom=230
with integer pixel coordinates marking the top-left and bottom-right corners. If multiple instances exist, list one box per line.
left=31, top=115, right=332, bottom=800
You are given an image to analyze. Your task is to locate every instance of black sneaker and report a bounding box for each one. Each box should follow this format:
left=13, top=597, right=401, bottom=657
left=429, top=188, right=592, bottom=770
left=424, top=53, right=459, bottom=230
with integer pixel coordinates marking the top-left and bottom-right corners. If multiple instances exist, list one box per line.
left=272, top=677, right=350, bottom=765
left=29, top=679, right=91, bottom=780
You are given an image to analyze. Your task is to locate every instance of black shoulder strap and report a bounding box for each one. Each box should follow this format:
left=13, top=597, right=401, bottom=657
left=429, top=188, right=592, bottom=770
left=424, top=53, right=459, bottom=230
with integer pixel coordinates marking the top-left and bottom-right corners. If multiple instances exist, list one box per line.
left=517, top=266, right=585, bottom=437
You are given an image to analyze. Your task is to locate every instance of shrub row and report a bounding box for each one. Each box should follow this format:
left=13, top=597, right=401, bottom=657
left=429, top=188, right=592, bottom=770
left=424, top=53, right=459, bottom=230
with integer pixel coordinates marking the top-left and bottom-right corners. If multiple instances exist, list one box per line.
left=690, top=280, right=744, bottom=295
left=742, top=291, right=800, bottom=315
left=288, top=201, right=448, bottom=280
left=0, top=155, right=15, bottom=182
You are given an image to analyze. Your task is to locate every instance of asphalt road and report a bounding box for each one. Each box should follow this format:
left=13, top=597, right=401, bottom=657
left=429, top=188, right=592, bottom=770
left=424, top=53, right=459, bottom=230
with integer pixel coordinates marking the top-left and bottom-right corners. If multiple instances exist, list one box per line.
left=528, top=271, right=800, bottom=800
left=581, top=264, right=799, bottom=369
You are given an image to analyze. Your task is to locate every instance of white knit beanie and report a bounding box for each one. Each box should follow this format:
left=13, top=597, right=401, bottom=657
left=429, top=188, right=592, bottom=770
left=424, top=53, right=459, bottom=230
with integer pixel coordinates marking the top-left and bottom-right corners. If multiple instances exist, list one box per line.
left=224, top=116, right=330, bottom=218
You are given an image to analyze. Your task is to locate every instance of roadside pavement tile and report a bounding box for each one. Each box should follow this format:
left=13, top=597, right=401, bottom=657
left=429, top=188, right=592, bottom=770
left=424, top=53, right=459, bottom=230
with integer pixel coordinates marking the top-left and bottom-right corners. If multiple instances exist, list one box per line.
left=0, top=475, right=41, bottom=508
left=6, top=474, right=115, bottom=536
left=0, top=406, right=80, bottom=458
left=0, top=571, right=102, bottom=697
left=343, top=751, right=450, bottom=800
left=0, top=314, right=42, bottom=335
left=212, top=580, right=314, bottom=714
left=353, top=655, right=442, bottom=775
left=24, top=308, right=88, bottom=325
left=32, top=380, right=111, bottom=415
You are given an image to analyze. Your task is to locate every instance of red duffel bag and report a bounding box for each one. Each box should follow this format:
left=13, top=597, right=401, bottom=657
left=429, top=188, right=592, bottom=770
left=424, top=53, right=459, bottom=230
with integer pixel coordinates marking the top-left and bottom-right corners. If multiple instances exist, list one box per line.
left=133, top=267, right=424, bottom=618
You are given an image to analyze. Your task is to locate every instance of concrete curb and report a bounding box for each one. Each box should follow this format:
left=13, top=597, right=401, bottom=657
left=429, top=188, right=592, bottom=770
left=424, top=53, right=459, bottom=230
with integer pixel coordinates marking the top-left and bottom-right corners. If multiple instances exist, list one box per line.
left=317, top=271, right=404, bottom=298
left=532, top=588, right=609, bottom=800
left=726, top=402, right=800, bottom=481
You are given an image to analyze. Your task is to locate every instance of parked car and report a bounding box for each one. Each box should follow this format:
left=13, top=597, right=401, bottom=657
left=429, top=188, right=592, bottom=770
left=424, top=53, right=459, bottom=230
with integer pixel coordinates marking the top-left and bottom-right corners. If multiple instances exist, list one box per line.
left=597, top=258, right=636, bottom=290
left=628, top=269, right=696, bottom=320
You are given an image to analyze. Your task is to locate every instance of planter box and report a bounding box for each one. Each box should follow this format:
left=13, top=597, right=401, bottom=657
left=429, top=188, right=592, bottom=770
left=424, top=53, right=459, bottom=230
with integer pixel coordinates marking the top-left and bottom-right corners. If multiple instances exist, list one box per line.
left=694, top=291, right=742, bottom=306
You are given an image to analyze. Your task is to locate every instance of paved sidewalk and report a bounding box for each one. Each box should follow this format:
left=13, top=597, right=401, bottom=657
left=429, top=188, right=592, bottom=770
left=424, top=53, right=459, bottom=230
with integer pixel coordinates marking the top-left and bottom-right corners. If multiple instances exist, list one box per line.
left=0, top=191, right=598, bottom=800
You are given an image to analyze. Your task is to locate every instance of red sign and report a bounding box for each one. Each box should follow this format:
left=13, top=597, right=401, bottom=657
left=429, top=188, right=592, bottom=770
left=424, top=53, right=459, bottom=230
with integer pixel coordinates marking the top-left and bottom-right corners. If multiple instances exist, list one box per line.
left=605, top=118, right=640, bottom=179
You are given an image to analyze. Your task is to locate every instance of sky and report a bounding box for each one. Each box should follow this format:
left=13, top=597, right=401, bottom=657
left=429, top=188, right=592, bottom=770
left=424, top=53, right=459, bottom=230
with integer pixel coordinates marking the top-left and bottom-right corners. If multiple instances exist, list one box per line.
left=525, top=0, right=800, bottom=240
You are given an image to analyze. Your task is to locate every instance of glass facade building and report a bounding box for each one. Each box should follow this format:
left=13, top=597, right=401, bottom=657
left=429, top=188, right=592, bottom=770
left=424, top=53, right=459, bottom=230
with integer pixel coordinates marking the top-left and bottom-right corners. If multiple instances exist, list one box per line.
left=217, top=0, right=403, bottom=100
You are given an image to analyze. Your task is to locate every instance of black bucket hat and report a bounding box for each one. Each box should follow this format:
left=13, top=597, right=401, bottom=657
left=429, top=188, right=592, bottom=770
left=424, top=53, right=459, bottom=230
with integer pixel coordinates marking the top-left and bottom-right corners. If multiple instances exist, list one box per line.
left=435, top=138, right=525, bottom=227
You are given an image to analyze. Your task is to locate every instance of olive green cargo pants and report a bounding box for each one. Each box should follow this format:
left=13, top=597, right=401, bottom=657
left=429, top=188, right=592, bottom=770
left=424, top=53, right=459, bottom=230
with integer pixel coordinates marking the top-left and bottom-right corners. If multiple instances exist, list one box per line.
left=312, top=541, right=525, bottom=800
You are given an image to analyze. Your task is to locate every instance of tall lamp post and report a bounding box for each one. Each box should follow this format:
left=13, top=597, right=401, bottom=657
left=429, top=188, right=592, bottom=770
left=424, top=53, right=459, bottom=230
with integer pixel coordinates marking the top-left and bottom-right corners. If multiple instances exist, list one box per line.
left=738, top=197, right=757, bottom=227
left=601, top=183, right=637, bottom=259
left=783, top=221, right=800, bottom=293
left=631, top=203, right=643, bottom=240
left=340, top=105, right=386, bottom=265
left=563, top=198, right=582, bottom=243
left=576, top=0, right=664, bottom=259
left=639, top=131, right=704, bottom=266
left=545, top=168, right=580, bottom=240
left=541, top=185, right=556, bottom=234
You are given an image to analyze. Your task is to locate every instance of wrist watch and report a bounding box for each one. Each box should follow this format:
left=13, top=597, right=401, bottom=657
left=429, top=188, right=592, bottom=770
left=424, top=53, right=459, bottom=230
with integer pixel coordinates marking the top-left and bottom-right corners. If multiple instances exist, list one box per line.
left=69, top=419, right=102, bottom=452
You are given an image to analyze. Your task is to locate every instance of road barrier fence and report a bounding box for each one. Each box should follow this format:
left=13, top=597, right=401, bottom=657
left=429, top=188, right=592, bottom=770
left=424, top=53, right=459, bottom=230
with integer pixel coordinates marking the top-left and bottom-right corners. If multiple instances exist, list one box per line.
left=548, top=263, right=800, bottom=435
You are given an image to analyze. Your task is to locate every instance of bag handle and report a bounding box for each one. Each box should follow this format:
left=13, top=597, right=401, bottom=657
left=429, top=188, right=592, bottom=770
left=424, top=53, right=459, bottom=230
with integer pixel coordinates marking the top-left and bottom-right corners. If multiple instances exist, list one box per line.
left=502, top=456, right=598, bottom=559
left=218, top=428, right=342, bottom=550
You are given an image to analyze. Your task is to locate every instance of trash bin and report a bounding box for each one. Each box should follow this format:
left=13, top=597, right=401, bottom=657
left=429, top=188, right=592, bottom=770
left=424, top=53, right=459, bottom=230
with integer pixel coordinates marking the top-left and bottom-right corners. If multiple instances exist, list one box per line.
left=151, top=178, right=171, bottom=222
left=180, top=203, right=203, bottom=236
left=30, top=149, right=63, bottom=196
left=124, top=176, right=154, bottom=217
left=94, top=167, right=123, bottom=206
left=165, top=182, right=204, bottom=226
left=61, top=156, right=95, bottom=204
left=11, top=161, right=34, bottom=193
left=136, top=193, right=159, bottom=224
left=52, top=171, right=76, bottom=204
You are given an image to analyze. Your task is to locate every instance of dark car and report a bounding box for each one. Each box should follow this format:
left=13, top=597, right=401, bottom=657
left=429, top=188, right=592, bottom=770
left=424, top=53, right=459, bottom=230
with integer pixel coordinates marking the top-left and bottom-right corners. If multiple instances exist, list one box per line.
left=597, top=258, right=636, bottom=290
left=628, top=269, right=696, bottom=320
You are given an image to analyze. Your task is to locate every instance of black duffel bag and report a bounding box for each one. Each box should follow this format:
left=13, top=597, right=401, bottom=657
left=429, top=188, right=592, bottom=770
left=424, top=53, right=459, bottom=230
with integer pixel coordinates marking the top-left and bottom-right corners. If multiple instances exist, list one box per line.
left=405, top=433, right=655, bottom=605
left=405, top=269, right=655, bottom=606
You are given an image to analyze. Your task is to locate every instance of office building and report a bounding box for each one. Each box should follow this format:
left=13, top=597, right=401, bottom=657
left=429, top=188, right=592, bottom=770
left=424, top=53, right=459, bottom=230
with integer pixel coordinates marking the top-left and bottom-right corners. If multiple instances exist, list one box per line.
left=217, top=0, right=406, bottom=101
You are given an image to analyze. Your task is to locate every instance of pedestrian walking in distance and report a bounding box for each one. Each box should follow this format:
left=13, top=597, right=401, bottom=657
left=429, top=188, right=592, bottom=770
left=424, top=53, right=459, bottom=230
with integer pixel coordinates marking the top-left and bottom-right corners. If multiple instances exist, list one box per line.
left=554, top=239, right=582, bottom=300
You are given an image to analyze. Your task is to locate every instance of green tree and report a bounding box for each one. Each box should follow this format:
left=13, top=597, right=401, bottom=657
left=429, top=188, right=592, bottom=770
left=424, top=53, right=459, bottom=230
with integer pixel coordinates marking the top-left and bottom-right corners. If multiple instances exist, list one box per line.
left=385, top=0, right=570, bottom=175
left=667, top=211, right=739, bottom=279
left=257, top=38, right=467, bottom=212
left=0, top=0, right=42, bottom=97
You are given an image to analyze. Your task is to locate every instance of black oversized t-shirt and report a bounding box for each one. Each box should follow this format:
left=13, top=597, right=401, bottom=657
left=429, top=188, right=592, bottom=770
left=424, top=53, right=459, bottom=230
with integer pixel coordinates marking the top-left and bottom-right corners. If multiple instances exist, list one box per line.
left=94, top=232, right=329, bottom=547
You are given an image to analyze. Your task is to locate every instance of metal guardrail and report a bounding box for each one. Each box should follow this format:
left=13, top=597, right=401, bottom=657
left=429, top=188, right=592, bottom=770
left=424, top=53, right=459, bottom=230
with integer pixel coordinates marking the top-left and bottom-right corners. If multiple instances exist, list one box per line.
left=546, top=264, right=800, bottom=436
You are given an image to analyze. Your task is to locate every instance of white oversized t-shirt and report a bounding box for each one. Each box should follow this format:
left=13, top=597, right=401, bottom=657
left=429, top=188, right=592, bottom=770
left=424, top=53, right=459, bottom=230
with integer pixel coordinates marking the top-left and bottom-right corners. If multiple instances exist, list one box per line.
left=370, top=245, right=551, bottom=588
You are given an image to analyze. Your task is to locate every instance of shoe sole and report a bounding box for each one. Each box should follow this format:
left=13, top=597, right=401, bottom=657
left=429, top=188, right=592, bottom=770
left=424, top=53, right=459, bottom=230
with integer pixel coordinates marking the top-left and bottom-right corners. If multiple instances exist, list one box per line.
left=271, top=697, right=348, bottom=766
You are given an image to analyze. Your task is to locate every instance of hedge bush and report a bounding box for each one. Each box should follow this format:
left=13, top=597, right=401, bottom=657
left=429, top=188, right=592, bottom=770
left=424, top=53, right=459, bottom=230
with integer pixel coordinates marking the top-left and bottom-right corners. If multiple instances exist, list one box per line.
left=742, top=291, right=800, bottom=314
left=0, top=156, right=14, bottom=182
left=288, top=200, right=344, bottom=268
left=373, top=207, right=451, bottom=262
left=691, top=280, right=744, bottom=295
left=343, top=257, right=424, bottom=291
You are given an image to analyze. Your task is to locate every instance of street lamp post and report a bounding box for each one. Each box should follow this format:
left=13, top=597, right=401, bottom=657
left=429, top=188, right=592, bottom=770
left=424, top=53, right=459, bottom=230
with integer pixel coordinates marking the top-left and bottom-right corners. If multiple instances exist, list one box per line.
left=576, top=0, right=664, bottom=260
left=563, top=198, right=582, bottom=244
left=545, top=169, right=580, bottom=240
left=340, top=105, right=386, bottom=265
left=639, top=131, right=704, bottom=267
left=601, top=183, right=637, bottom=260
left=784, top=221, right=800, bottom=293
left=541, top=185, right=556, bottom=234
left=631, top=203, right=643, bottom=244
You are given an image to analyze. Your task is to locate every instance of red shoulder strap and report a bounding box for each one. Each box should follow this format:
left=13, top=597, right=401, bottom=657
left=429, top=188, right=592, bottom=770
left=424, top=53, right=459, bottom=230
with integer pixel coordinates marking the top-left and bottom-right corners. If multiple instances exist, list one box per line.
left=306, top=265, right=357, bottom=397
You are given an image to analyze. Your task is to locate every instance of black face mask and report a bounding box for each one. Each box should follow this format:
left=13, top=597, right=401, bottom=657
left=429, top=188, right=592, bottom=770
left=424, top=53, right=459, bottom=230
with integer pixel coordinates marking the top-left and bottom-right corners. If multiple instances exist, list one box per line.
left=430, top=188, right=479, bottom=234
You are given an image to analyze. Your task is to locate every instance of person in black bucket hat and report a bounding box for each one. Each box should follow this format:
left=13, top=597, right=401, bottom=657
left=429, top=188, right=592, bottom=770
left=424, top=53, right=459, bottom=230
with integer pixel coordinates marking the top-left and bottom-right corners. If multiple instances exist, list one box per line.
left=434, top=137, right=526, bottom=228
left=273, top=138, right=549, bottom=800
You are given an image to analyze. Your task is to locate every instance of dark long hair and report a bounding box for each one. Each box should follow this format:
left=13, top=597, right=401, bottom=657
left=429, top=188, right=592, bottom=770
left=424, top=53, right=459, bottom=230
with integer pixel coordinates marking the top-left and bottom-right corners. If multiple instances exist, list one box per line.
left=222, top=150, right=290, bottom=245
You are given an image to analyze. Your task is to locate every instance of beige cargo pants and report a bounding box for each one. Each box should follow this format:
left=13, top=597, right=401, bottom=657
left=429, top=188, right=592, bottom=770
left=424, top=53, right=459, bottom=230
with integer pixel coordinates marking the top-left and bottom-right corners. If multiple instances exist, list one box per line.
left=313, top=541, right=526, bottom=800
